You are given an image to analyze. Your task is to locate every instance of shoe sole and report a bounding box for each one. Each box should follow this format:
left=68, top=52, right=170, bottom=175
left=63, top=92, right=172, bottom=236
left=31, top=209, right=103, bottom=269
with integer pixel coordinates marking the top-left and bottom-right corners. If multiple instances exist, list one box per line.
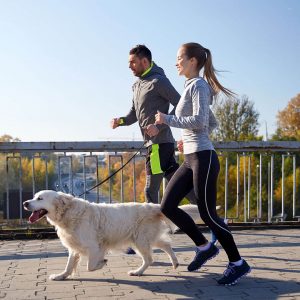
left=218, top=267, right=252, bottom=286
left=188, top=248, right=220, bottom=272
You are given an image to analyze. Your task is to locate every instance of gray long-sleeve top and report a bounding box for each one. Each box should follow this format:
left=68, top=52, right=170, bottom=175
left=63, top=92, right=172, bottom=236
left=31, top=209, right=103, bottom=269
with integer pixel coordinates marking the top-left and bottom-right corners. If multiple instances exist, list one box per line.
left=164, top=77, right=216, bottom=154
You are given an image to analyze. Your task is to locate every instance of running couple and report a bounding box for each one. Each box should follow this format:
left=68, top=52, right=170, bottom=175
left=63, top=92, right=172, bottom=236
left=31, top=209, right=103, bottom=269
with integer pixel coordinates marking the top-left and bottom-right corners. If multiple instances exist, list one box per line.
left=112, top=43, right=251, bottom=285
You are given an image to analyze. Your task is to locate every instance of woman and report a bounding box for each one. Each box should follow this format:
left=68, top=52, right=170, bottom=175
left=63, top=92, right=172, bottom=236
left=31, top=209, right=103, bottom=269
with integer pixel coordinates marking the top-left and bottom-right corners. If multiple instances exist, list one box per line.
left=155, top=43, right=251, bottom=285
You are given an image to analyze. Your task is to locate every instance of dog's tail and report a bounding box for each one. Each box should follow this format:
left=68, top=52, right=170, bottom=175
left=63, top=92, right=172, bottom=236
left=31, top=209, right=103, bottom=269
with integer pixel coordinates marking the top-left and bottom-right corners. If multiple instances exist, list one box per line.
left=162, top=204, right=221, bottom=233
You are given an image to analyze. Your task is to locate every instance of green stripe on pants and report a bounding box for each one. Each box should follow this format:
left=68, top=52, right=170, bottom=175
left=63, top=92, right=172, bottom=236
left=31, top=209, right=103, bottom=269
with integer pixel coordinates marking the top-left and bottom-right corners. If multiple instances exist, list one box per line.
left=150, top=144, right=163, bottom=174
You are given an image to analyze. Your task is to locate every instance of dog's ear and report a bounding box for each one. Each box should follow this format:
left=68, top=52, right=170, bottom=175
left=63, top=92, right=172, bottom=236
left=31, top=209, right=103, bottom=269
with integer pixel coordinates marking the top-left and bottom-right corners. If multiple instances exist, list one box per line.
left=56, top=192, right=73, bottom=206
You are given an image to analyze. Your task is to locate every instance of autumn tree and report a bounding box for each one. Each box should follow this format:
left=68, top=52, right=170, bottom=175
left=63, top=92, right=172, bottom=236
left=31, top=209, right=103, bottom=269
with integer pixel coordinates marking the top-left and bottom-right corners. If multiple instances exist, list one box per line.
left=211, top=95, right=261, bottom=141
left=100, top=153, right=146, bottom=203
left=0, top=134, right=20, bottom=142
left=276, top=93, right=300, bottom=140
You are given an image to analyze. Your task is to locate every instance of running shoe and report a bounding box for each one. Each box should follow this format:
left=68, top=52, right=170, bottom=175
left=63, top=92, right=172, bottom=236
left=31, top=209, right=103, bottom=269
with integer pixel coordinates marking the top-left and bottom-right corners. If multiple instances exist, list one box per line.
left=217, top=260, right=251, bottom=285
left=187, top=243, right=219, bottom=272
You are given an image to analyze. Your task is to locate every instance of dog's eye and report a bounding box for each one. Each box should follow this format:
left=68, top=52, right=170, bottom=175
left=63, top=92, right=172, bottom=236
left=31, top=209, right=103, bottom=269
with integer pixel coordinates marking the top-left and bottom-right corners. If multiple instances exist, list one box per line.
left=37, top=197, right=42, bottom=201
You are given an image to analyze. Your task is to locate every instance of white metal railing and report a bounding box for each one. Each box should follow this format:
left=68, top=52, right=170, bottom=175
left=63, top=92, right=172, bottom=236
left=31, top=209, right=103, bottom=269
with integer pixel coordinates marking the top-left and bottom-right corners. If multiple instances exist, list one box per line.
left=0, top=141, right=300, bottom=226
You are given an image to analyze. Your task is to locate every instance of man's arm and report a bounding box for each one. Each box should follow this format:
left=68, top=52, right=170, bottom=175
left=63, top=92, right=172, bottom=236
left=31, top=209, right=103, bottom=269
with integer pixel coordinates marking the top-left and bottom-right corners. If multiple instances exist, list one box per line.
left=157, top=77, right=180, bottom=115
left=111, top=100, right=137, bottom=129
left=153, top=77, right=180, bottom=132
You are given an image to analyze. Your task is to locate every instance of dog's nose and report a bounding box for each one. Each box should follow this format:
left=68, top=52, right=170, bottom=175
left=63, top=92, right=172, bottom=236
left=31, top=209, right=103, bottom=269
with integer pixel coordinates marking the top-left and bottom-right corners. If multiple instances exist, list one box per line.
left=23, top=201, right=29, bottom=208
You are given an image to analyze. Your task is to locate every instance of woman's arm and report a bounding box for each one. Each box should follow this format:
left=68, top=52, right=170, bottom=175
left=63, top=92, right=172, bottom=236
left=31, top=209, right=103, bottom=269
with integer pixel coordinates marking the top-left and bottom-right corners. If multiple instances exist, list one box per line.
left=155, top=83, right=211, bottom=130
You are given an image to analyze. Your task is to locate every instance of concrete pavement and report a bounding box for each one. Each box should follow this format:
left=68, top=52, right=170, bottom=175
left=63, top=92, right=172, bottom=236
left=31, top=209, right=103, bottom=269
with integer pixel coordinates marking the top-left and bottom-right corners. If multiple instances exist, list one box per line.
left=0, top=228, right=300, bottom=300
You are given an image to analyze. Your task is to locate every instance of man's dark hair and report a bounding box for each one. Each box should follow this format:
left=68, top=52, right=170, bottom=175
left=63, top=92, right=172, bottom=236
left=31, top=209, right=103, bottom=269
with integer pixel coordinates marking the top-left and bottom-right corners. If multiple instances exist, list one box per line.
left=129, top=45, right=152, bottom=62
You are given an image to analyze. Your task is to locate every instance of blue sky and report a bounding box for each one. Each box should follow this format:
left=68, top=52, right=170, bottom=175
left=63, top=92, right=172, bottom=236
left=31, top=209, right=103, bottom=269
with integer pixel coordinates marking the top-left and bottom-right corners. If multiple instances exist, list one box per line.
left=0, top=0, right=299, bottom=142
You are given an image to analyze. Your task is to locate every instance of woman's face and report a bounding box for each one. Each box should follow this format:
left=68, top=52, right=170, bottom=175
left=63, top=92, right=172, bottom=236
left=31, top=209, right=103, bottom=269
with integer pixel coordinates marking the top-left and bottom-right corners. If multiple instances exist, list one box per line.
left=176, top=47, right=196, bottom=78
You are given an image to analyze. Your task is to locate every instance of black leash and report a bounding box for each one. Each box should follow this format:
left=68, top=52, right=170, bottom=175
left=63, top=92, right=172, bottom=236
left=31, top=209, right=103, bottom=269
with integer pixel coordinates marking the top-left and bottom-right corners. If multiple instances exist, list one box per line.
left=77, top=141, right=146, bottom=197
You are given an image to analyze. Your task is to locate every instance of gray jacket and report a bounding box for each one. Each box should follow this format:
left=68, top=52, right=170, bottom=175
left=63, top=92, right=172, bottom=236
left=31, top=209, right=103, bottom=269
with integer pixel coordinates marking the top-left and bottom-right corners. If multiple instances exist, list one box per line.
left=164, top=77, right=216, bottom=154
left=119, top=63, right=179, bottom=147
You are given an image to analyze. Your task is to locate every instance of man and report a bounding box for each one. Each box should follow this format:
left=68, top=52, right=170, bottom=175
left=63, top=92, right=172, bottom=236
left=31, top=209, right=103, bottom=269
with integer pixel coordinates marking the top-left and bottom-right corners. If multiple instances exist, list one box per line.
left=111, top=45, right=218, bottom=254
left=111, top=44, right=197, bottom=204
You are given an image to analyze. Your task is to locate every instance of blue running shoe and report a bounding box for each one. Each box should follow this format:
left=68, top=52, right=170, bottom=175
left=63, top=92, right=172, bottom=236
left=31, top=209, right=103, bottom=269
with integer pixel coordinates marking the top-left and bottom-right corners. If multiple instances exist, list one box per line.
left=187, top=243, right=219, bottom=272
left=125, top=247, right=136, bottom=255
left=217, top=260, right=251, bottom=285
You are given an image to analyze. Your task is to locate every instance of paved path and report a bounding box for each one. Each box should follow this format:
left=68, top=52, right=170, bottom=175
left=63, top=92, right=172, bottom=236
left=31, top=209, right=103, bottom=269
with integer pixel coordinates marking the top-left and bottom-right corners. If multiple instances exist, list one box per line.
left=0, top=229, right=299, bottom=300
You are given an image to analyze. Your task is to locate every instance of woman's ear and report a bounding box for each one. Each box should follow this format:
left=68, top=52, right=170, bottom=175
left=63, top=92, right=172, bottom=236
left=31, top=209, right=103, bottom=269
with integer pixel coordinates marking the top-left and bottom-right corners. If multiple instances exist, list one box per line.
left=190, top=57, right=197, bottom=65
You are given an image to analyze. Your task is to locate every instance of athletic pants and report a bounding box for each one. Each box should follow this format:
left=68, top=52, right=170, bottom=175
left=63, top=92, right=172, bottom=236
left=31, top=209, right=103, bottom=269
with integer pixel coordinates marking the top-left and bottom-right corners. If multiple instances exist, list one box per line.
left=145, top=143, right=197, bottom=205
left=160, top=150, right=241, bottom=262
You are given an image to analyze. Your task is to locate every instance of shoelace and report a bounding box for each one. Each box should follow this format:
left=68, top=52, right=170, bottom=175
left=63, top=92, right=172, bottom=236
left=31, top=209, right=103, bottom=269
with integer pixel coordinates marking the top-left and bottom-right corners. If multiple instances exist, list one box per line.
left=192, top=248, right=201, bottom=261
left=223, top=263, right=236, bottom=277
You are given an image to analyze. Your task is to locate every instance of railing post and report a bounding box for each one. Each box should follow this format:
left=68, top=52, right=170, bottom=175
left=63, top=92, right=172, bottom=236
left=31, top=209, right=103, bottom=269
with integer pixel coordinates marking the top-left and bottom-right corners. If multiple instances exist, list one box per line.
left=236, top=153, right=240, bottom=220
left=58, top=154, right=73, bottom=195
left=259, top=154, right=262, bottom=221
left=243, top=153, right=247, bottom=223
left=247, top=156, right=251, bottom=220
left=269, top=155, right=274, bottom=223
left=5, top=155, right=23, bottom=221
left=108, top=154, right=124, bottom=203
left=224, top=155, right=228, bottom=220
left=32, top=155, right=49, bottom=196
left=83, top=154, right=99, bottom=202
left=133, top=156, right=136, bottom=203
left=293, top=155, right=296, bottom=219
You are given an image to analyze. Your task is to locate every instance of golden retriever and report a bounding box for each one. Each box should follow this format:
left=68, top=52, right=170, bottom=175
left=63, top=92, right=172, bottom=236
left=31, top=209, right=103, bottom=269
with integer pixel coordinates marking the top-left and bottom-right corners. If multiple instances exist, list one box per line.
left=23, top=190, right=200, bottom=280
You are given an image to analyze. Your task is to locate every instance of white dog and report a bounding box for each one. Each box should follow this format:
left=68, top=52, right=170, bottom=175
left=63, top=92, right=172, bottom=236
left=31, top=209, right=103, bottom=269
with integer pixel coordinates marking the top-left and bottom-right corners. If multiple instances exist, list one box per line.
left=23, top=190, right=200, bottom=280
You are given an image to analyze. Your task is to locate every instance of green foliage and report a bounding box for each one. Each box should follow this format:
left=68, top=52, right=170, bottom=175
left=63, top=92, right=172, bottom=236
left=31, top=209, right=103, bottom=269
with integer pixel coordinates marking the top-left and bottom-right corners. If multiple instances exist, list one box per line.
left=0, top=135, right=20, bottom=142
left=211, top=95, right=260, bottom=141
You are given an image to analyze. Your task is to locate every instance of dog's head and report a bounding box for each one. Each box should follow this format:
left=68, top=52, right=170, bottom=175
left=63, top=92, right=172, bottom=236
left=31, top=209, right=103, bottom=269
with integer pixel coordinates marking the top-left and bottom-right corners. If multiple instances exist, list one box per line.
left=23, top=190, right=73, bottom=223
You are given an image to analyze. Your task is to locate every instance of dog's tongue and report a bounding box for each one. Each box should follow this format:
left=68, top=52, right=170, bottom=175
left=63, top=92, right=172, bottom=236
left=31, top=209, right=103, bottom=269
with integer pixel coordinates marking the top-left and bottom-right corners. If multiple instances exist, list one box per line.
left=29, top=211, right=40, bottom=223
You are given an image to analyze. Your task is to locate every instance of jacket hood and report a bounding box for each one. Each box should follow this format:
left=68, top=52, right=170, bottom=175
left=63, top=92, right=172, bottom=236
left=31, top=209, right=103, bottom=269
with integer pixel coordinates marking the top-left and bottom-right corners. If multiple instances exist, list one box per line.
left=139, top=62, right=166, bottom=79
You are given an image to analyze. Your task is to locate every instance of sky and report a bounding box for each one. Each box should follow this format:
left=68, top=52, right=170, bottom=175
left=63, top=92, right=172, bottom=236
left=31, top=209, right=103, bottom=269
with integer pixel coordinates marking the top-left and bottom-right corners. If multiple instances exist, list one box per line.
left=0, top=0, right=299, bottom=142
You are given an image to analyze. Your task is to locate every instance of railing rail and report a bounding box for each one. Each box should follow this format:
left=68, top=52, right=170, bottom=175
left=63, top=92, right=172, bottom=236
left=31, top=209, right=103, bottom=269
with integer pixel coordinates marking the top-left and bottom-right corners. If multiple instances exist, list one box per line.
left=1, top=140, right=300, bottom=152
left=0, top=141, right=300, bottom=227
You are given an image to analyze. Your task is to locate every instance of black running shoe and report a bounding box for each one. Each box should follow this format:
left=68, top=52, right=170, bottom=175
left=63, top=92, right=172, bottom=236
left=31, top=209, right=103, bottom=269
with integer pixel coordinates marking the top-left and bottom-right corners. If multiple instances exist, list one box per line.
left=125, top=247, right=136, bottom=255
left=187, top=243, right=219, bottom=272
left=217, top=260, right=251, bottom=285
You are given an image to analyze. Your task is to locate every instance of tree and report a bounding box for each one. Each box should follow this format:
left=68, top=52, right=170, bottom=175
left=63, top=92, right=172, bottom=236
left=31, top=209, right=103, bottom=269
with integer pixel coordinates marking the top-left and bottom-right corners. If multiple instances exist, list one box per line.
left=276, top=93, right=300, bottom=140
left=0, top=134, right=20, bottom=142
left=211, top=95, right=260, bottom=141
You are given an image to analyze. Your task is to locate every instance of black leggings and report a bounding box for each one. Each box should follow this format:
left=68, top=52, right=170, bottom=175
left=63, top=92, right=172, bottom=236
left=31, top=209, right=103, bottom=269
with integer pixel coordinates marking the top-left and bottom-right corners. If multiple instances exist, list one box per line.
left=161, top=150, right=241, bottom=262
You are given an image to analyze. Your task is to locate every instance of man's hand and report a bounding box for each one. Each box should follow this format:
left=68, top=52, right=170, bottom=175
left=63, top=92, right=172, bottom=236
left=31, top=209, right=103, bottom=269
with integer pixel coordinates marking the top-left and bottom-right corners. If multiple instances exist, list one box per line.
left=177, top=140, right=184, bottom=153
left=145, top=124, right=159, bottom=137
left=111, top=118, right=120, bottom=129
left=155, top=111, right=166, bottom=125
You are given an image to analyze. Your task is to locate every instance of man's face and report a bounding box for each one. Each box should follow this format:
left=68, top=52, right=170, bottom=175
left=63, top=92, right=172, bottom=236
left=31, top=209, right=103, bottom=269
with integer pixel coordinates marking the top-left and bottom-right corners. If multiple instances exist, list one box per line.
left=128, top=54, right=147, bottom=77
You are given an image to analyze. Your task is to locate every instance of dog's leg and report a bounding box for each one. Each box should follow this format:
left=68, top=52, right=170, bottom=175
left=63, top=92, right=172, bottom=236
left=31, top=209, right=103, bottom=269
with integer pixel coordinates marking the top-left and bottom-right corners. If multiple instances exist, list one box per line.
left=128, top=241, right=153, bottom=276
left=87, top=247, right=107, bottom=271
left=49, top=252, right=80, bottom=281
left=154, top=239, right=179, bottom=269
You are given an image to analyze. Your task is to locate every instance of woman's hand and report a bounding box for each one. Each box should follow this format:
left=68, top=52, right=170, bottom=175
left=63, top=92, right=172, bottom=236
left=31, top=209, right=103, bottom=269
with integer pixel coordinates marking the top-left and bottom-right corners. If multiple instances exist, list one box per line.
left=155, top=111, right=166, bottom=125
left=177, top=140, right=184, bottom=153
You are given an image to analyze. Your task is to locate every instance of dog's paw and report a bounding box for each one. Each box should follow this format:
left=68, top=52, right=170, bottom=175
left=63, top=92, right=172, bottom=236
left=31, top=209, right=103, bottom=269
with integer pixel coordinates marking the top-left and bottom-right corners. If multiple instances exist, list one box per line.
left=49, top=273, right=67, bottom=281
left=96, top=259, right=108, bottom=269
left=88, top=259, right=108, bottom=271
left=128, top=269, right=143, bottom=276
